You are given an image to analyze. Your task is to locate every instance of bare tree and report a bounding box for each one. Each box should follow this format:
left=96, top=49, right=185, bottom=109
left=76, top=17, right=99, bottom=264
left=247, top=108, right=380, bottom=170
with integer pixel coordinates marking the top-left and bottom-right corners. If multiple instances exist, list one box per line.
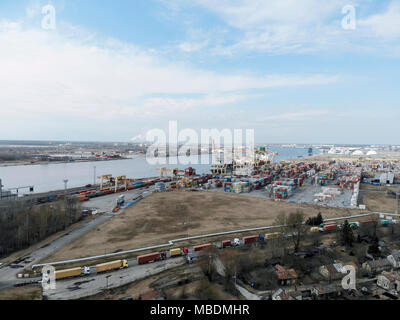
left=275, top=209, right=305, bottom=252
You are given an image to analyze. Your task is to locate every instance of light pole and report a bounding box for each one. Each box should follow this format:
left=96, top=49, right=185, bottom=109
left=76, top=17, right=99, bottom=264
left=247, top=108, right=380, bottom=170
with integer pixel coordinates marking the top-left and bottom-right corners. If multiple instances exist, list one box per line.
left=63, top=179, right=68, bottom=194
left=106, top=275, right=111, bottom=289
left=93, top=166, right=96, bottom=186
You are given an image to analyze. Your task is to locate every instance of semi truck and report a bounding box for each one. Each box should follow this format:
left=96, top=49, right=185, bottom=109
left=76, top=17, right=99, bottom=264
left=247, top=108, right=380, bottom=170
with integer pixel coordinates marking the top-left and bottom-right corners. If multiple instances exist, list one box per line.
left=193, top=243, right=213, bottom=252
left=348, top=221, right=360, bottom=229
left=96, top=260, right=128, bottom=273
left=137, top=252, right=162, bottom=264
left=381, top=219, right=390, bottom=226
left=221, top=240, right=231, bottom=248
left=265, top=232, right=282, bottom=239
left=243, top=235, right=259, bottom=244
left=170, top=248, right=182, bottom=257
left=320, top=222, right=338, bottom=232
left=54, top=266, right=90, bottom=280
left=116, top=195, right=125, bottom=207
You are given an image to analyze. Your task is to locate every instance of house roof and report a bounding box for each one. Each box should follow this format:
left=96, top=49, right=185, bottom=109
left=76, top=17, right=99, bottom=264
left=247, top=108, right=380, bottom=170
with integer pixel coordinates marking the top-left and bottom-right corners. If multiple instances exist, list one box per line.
left=380, top=271, right=400, bottom=282
left=390, top=250, right=400, bottom=260
left=140, top=290, right=164, bottom=300
left=275, top=264, right=298, bottom=280
left=314, top=284, right=338, bottom=295
left=367, top=258, right=392, bottom=268
left=272, top=288, right=295, bottom=300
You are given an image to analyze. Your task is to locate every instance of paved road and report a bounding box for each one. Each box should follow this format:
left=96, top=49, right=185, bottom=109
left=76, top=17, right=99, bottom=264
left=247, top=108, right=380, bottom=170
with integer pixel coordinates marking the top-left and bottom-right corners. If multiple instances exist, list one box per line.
left=0, top=188, right=152, bottom=290
left=43, top=257, right=185, bottom=300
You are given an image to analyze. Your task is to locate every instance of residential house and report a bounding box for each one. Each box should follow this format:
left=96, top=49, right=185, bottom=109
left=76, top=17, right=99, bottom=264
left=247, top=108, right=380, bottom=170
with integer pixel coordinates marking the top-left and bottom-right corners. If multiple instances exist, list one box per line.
left=271, top=288, right=295, bottom=300
left=312, top=284, right=341, bottom=299
left=387, top=250, right=400, bottom=269
left=377, top=271, right=400, bottom=292
left=319, top=261, right=357, bottom=280
left=275, top=264, right=298, bottom=286
left=362, top=259, right=393, bottom=274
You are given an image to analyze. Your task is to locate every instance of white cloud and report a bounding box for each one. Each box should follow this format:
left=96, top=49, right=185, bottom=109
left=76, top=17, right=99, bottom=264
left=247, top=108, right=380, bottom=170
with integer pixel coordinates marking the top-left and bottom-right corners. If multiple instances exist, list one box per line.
left=0, top=21, right=340, bottom=128
left=168, top=0, right=351, bottom=54
left=358, top=1, right=400, bottom=39
left=166, top=0, right=400, bottom=55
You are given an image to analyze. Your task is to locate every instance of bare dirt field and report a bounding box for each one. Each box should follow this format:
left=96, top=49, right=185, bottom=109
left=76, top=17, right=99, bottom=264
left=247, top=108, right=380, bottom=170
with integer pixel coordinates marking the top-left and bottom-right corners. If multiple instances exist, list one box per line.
left=360, top=184, right=400, bottom=213
left=0, top=285, right=42, bottom=300
left=44, top=190, right=363, bottom=262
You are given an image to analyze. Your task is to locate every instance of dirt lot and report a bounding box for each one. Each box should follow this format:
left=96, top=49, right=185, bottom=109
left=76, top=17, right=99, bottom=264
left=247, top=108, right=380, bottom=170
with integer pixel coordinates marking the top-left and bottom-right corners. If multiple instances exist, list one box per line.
left=85, top=264, right=238, bottom=300
left=0, top=285, right=42, bottom=300
left=360, top=184, right=400, bottom=213
left=44, top=190, right=362, bottom=262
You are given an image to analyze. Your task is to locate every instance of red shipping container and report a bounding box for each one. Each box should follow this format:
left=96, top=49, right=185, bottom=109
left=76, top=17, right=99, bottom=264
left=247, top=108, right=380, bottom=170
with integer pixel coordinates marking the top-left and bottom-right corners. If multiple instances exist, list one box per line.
left=193, top=243, right=212, bottom=252
left=221, top=240, right=231, bottom=248
left=324, top=224, right=337, bottom=232
left=137, top=252, right=161, bottom=264
left=243, top=235, right=259, bottom=244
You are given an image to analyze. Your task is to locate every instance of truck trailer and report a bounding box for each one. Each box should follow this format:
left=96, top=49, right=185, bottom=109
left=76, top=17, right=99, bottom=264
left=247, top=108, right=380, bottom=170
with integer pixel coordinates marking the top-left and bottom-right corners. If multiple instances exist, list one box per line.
left=265, top=232, right=282, bottom=239
left=193, top=243, right=213, bottom=252
left=137, top=252, right=161, bottom=264
left=221, top=240, right=231, bottom=248
left=169, top=248, right=182, bottom=257
left=96, top=260, right=128, bottom=273
left=54, top=266, right=90, bottom=280
left=322, top=223, right=338, bottom=232
left=243, top=235, right=259, bottom=244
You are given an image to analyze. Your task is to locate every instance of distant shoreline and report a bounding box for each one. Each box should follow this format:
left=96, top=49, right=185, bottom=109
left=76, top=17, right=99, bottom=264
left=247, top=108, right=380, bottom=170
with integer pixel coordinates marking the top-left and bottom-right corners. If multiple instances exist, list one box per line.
left=0, top=157, right=131, bottom=168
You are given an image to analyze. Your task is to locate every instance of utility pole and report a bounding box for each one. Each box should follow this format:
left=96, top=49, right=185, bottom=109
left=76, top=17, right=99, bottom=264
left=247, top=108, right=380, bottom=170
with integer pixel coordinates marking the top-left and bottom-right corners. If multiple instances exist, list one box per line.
left=93, top=166, right=96, bottom=186
left=63, top=179, right=68, bottom=193
left=106, top=275, right=111, bottom=289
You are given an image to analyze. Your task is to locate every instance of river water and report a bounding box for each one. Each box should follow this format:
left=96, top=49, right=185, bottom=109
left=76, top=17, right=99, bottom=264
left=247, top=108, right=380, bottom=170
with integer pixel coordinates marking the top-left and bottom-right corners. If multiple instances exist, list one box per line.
left=0, top=146, right=317, bottom=194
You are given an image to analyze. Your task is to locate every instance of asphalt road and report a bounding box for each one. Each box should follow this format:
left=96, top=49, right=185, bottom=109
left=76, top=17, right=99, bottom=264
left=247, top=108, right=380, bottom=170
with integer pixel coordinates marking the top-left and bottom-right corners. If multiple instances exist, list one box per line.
left=43, top=257, right=185, bottom=300
left=0, top=187, right=153, bottom=290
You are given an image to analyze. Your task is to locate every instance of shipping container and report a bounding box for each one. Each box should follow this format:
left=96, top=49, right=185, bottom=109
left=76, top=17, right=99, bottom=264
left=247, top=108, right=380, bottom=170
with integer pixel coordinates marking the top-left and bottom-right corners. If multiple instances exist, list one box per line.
left=323, top=223, right=337, bottom=232
left=221, top=240, right=231, bottom=248
left=193, top=243, right=213, bottom=252
left=96, top=260, right=128, bottom=273
left=137, top=253, right=161, bottom=264
left=243, top=235, right=259, bottom=244
left=381, top=219, right=390, bottom=226
left=169, top=248, right=182, bottom=257
left=55, top=267, right=82, bottom=280
left=265, top=232, right=282, bottom=239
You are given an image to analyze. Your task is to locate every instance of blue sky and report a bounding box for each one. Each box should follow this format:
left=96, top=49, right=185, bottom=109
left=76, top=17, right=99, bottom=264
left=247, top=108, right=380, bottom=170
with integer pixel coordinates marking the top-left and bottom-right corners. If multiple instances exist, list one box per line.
left=0, top=0, right=399, bottom=144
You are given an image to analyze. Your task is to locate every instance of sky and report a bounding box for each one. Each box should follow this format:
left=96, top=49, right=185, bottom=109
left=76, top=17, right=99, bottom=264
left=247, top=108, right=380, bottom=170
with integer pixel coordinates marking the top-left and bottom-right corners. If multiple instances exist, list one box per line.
left=0, top=0, right=399, bottom=144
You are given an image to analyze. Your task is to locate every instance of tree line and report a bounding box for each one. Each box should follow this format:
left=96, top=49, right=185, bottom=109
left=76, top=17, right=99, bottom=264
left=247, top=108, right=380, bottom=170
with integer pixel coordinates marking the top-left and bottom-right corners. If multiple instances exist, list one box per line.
left=0, top=198, right=82, bottom=257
